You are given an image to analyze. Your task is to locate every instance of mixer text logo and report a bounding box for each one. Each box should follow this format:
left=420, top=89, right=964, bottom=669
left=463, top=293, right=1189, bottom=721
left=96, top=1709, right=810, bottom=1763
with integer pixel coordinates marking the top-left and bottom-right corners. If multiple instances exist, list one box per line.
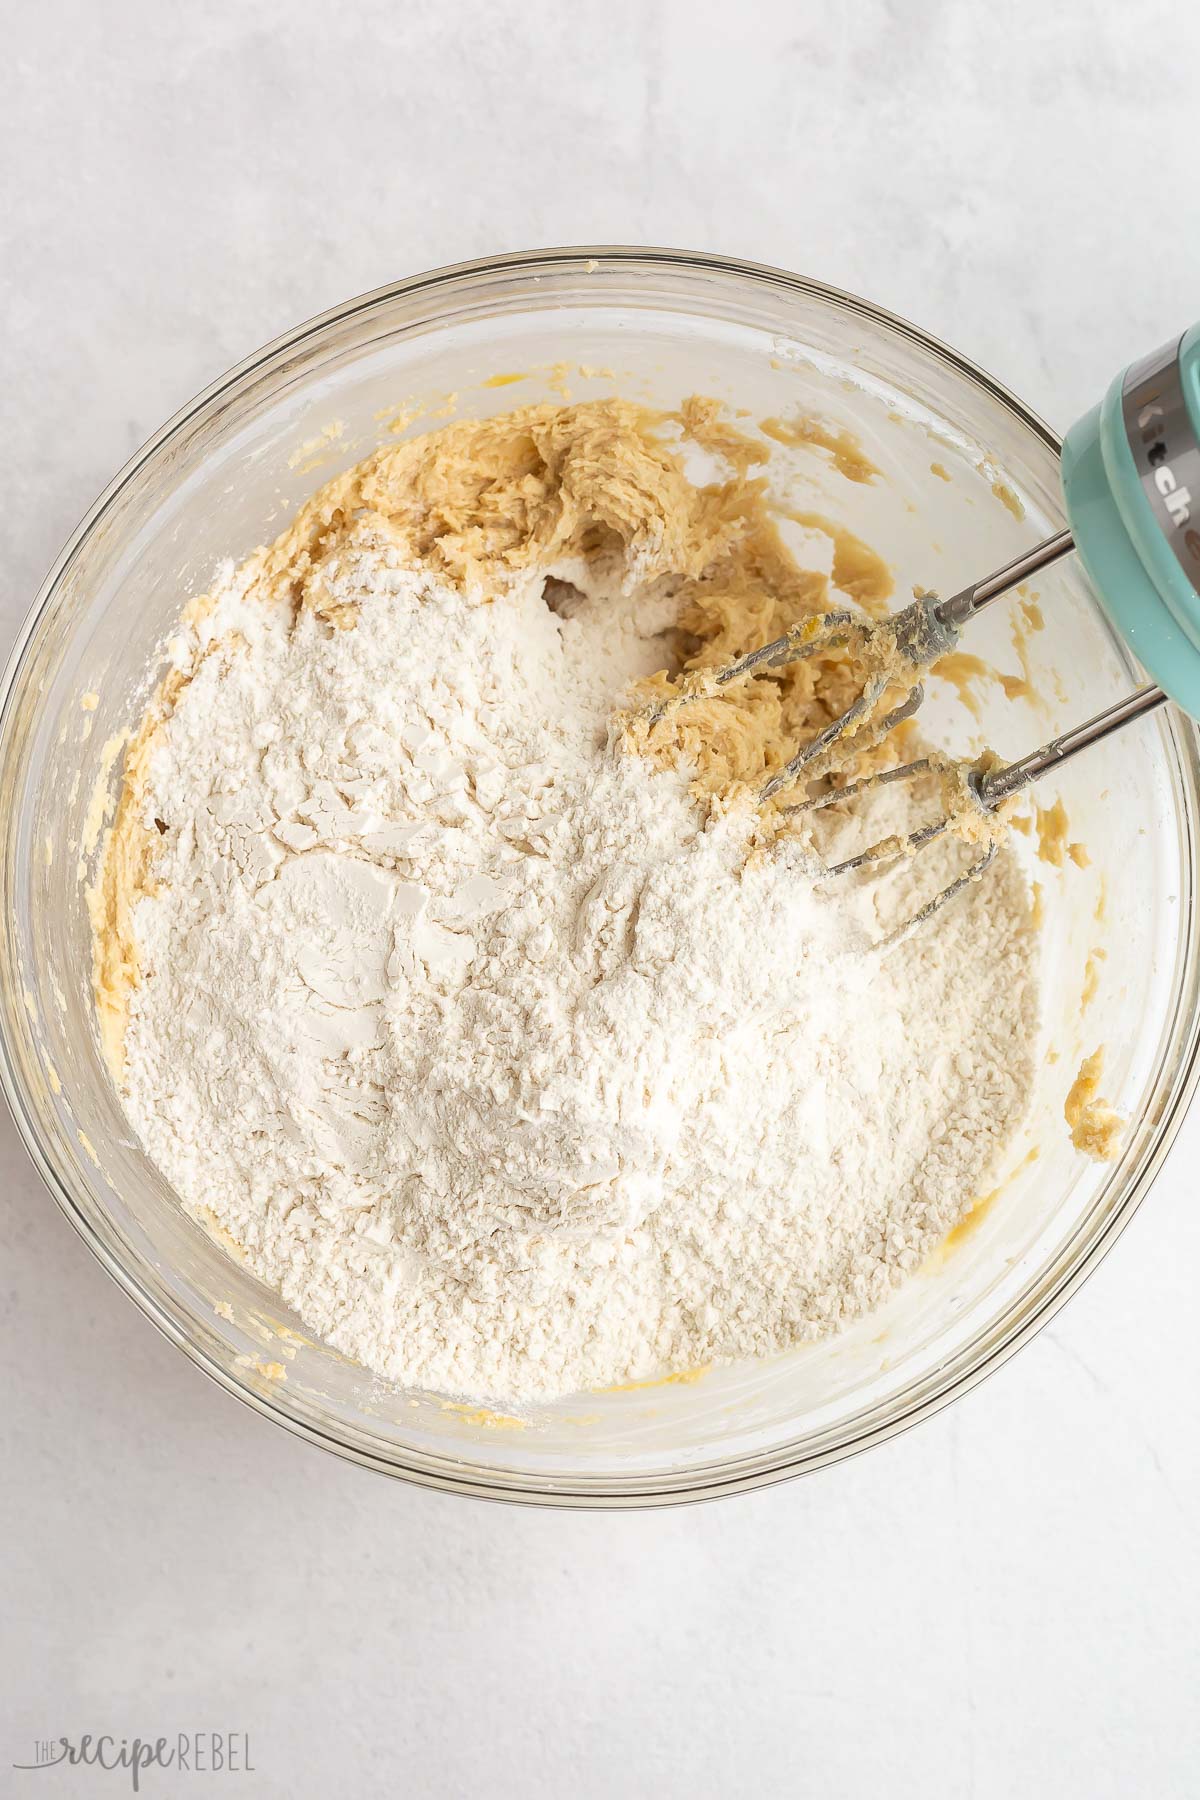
left=1137, top=397, right=1192, bottom=525
left=1136, top=395, right=1200, bottom=567
left=13, top=1732, right=255, bottom=1790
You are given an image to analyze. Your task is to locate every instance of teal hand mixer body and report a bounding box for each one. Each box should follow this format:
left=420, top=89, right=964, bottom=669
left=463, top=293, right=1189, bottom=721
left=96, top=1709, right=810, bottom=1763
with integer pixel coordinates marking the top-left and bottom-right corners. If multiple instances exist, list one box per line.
left=667, top=324, right=1200, bottom=930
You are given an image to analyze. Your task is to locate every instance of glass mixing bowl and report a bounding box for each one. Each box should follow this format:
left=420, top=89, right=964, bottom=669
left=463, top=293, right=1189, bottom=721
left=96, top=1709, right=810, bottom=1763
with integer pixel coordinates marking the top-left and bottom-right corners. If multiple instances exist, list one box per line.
left=3, top=248, right=1198, bottom=1506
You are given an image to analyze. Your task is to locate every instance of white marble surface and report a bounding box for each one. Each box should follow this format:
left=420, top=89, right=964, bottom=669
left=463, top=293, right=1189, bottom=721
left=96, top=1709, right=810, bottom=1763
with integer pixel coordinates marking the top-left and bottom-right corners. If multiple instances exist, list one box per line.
left=3, top=2, right=1199, bottom=1794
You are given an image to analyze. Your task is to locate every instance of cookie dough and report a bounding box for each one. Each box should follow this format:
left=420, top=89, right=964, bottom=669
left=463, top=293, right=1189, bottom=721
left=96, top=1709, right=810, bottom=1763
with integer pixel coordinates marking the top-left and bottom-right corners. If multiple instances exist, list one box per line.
left=92, top=398, right=905, bottom=1062
left=1065, top=1047, right=1124, bottom=1162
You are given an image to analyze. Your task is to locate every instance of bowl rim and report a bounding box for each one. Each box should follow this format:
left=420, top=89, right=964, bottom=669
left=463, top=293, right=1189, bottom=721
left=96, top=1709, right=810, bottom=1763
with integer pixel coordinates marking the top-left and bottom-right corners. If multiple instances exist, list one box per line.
left=4, top=243, right=1199, bottom=1507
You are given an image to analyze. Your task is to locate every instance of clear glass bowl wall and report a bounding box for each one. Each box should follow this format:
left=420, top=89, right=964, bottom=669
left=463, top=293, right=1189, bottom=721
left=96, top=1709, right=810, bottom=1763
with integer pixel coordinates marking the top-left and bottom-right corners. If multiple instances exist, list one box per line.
left=2, top=250, right=1197, bottom=1504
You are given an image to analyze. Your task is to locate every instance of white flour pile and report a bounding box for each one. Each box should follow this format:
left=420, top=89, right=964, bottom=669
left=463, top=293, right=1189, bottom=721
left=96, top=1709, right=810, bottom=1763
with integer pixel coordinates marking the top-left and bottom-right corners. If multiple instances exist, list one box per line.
left=98, top=400, right=1039, bottom=1405
left=111, top=533, right=1036, bottom=1404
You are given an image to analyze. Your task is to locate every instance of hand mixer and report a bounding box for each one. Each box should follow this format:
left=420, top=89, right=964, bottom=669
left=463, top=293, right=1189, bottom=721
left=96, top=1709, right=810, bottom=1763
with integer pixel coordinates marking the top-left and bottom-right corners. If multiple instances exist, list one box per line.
left=659, top=325, right=1200, bottom=936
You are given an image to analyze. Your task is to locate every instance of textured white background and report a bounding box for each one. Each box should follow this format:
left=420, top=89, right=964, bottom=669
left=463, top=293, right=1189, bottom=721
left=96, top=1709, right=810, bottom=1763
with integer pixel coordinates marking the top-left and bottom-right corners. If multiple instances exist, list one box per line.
left=3, top=2, right=1199, bottom=1795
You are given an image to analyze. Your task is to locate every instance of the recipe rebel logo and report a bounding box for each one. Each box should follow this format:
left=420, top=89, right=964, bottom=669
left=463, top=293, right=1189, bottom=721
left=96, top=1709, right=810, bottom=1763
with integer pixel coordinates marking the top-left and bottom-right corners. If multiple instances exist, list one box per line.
left=12, top=1732, right=255, bottom=1790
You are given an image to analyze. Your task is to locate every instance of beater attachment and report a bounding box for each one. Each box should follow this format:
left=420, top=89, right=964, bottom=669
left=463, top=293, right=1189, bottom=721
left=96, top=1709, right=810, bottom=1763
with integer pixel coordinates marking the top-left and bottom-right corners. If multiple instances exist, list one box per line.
left=788, top=687, right=1168, bottom=941
left=639, top=524, right=1170, bottom=940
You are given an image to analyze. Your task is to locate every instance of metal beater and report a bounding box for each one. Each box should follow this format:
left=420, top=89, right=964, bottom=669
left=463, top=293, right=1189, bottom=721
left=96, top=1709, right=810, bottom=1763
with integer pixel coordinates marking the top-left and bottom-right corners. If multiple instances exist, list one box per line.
left=655, top=326, right=1200, bottom=932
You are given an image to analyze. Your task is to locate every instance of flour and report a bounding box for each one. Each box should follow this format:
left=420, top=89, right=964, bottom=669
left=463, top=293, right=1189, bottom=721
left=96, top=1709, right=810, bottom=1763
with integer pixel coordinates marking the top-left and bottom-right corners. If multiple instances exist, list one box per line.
left=111, top=513, right=1037, bottom=1406
left=78, top=372, right=1059, bottom=1410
